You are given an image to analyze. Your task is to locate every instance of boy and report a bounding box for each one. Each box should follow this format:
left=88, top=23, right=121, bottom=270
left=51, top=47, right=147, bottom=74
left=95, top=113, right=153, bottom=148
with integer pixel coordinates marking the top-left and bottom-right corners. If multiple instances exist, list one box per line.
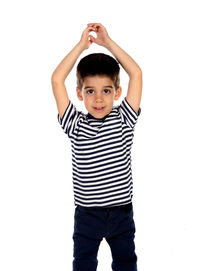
left=51, top=23, right=142, bottom=271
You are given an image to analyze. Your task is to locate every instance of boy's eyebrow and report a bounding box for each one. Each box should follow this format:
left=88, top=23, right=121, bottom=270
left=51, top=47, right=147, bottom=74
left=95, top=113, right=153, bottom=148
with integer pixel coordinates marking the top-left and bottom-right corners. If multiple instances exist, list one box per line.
left=84, top=85, right=114, bottom=89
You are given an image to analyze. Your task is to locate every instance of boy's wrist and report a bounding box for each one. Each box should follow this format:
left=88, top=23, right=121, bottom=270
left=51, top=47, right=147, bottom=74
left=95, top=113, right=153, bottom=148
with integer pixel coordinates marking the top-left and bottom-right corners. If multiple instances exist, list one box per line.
left=77, top=41, right=87, bottom=51
left=103, top=38, right=114, bottom=50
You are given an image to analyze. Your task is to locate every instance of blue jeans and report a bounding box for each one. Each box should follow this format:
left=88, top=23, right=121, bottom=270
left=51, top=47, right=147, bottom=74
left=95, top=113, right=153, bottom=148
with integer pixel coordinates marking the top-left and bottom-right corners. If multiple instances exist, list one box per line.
left=72, top=202, right=137, bottom=271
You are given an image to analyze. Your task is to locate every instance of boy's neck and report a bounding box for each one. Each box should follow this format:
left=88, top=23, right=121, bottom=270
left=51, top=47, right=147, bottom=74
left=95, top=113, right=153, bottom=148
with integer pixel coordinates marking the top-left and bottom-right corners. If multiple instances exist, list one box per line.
left=87, top=112, right=108, bottom=120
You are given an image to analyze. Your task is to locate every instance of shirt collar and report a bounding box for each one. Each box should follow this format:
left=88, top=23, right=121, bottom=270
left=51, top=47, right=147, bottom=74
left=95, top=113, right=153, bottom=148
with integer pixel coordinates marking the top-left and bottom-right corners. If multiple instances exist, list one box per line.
left=86, top=112, right=109, bottom=120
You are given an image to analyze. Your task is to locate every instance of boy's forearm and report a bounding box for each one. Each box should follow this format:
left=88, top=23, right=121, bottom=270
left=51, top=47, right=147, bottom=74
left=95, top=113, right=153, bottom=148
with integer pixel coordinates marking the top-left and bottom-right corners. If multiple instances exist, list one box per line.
left=51, top=42, right=85, bottom=83
left=104, top=38, right=142, bottom=76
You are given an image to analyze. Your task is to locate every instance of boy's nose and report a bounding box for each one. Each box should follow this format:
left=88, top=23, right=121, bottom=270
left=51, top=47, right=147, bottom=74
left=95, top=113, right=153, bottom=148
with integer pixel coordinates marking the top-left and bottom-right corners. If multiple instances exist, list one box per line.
left=95, top=94, right=103, bottom=102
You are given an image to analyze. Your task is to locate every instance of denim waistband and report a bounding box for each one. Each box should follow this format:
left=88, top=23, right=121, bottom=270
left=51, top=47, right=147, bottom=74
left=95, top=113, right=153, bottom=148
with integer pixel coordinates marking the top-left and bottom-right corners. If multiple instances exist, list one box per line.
left=76, top=202, right=132, bottom=211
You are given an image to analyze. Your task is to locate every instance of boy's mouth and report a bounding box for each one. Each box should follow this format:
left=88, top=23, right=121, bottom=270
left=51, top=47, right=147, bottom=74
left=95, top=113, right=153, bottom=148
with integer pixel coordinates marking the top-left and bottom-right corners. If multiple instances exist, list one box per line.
left=93, top=107, right=105, bottom=112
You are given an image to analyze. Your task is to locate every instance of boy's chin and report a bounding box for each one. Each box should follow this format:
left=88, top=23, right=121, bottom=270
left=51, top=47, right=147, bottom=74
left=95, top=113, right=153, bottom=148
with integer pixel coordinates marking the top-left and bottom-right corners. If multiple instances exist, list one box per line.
left=87, top=109, right=106, bottom=118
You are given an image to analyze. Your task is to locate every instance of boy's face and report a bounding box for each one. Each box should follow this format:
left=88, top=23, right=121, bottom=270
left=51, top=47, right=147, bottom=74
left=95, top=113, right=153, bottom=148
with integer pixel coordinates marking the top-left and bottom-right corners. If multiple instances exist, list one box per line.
left=76, top=75, right=122, bottom=119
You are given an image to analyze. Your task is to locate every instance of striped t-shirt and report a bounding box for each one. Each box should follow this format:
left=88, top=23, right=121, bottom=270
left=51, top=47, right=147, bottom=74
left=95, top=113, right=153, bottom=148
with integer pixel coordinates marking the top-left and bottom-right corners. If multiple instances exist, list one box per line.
left=57, top=97, right=141, bottom=208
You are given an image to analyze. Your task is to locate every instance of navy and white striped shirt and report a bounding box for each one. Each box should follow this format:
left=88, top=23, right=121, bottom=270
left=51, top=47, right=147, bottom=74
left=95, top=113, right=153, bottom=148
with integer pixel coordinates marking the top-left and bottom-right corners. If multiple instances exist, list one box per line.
left=57, top=97, right=141, bottom=208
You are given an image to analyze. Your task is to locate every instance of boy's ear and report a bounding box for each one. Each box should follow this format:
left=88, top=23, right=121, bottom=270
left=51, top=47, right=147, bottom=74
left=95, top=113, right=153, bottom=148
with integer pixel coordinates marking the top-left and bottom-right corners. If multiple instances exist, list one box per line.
left=76, top=87, right=83, bottom=101
left=114, top=86, right=122, bottom=100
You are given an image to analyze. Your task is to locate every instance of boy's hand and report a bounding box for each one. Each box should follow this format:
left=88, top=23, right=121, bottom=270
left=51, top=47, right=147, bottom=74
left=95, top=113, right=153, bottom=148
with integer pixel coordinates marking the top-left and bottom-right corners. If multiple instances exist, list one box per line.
left=79, top=25, right=97, bottom=50
left=87, top=23, right=111, bottom=47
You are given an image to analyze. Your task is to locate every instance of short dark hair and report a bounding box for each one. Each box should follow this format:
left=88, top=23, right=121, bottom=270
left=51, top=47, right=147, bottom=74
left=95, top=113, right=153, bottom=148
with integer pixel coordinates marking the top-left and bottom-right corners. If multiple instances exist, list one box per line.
left=76, top=53, right=120, bottom=90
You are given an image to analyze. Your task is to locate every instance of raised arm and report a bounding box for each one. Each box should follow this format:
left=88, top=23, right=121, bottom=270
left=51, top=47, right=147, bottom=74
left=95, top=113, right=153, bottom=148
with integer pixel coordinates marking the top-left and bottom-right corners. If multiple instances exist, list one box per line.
left=51, top=25, right=96, bottom=119
left=87, top=23, right=142, bottom=115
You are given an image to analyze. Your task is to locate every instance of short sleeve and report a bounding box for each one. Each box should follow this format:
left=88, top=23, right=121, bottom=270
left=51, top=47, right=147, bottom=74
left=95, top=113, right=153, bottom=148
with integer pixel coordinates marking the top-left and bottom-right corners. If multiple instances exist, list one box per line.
left=57, top=100, right=80, bottom=137
left=119, top=97, right=141, bottom=129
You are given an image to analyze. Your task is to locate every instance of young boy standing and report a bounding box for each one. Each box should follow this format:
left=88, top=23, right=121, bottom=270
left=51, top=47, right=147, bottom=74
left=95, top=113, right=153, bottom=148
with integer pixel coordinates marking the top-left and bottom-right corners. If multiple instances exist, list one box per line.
left=51, top=23, right=142, bottom=271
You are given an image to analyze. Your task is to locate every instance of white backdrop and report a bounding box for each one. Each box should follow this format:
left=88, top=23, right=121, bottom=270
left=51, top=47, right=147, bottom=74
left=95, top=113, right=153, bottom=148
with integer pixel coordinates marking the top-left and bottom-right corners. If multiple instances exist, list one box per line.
left=0, top=0, right=199, bottom=270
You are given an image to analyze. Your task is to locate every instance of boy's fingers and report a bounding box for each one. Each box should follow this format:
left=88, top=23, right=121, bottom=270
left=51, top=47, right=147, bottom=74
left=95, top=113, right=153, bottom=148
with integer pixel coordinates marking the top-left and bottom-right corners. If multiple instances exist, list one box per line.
left=89, top=35, right=95, bottom=41
left=88, top=23, right=103, bottom=27
left=84, top=26, right=96, bottom=33
left=87, top=23, right=102, bottom=29
left=86, top=25, right=96, bottom=30
left=87, top=23, right=96, bottom=27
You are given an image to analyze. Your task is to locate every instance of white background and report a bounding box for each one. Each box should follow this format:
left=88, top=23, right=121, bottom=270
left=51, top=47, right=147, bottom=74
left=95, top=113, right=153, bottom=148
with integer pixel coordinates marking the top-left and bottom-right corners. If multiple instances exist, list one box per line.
left=0, top=0, right=199, bottom=270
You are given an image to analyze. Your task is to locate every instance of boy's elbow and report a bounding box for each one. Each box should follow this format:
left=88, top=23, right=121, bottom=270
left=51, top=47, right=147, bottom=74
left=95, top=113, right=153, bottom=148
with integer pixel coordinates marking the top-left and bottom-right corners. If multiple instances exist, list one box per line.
left=51, top=72, right=58, bottom=82
left=51, top=74, right=63, bottom=84
left=130, top=68, right=142, bottom=78
left=136, top=66, right=142, bottom=75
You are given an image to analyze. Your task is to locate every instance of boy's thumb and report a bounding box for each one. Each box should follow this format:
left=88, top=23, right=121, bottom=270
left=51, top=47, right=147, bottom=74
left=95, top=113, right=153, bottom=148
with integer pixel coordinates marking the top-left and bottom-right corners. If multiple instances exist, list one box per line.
left=89, top=35, right=96, bottom=42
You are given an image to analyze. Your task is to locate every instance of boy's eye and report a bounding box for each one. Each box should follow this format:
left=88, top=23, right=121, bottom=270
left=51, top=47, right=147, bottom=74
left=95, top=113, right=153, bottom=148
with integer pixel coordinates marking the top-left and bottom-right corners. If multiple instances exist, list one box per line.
left=104, top=89, right=111, bottom=93
left=87, top=89, right=94, bottom=94
left=86, top=89, right=111, bottom=94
